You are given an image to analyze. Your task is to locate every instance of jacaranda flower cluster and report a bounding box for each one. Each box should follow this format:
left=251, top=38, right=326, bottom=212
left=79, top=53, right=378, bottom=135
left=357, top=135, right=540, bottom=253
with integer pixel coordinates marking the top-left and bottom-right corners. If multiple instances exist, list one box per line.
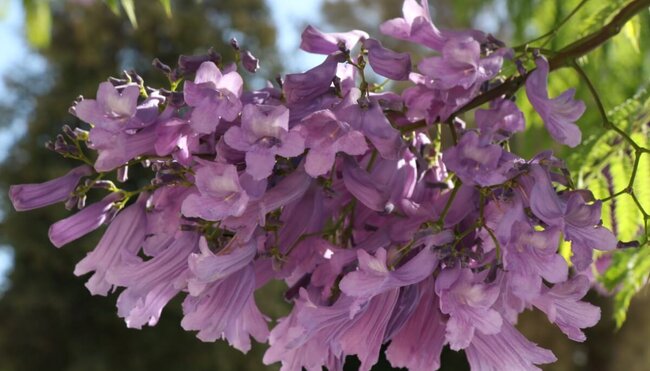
left=9, top=1, right=618, bottom=370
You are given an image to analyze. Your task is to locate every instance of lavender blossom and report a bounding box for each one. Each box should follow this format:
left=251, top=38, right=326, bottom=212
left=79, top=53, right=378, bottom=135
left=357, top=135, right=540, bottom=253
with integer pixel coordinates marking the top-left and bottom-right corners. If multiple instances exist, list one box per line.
left=526, top=57, right=585, bottom=147
left=532, top=275, right=600, bottom=342
left=385, top=278, right=446, bottom=371
left=183, top=61, right=243, bottom=134
left=476, top=98, right=526, bottom=143
left=224, top=104, right=305, bottom=180
left=181, top=162, right=250, bottom=220
left=89, top=125, right=157, bottom=171
left=9, top=165, right=92, bottom=211
left=74, top=82, right=143, bottom=132
left=298, top=109, right=368, bottom=177
left=363, top=38, right=411, bottom=81
left=186, top=235, right=258, bottom=295
left=300, top=25, right=368, bottom=54
left=74, top=193, right=147, bottom=296
left=380, top=0, right=447, bottom=51
left=283, top=54, right=342, bottom=104
left=48, top=193, right=121, bottom=248
left=528, top=166, right=617, bottom=270
left=334, top=88, right=402, bottom=159
left=442, top=131, right=514, bottom=186
left=465, top=322, right=556, bottom=370
left=339, top=247, right=438, bottom=299
left=108, top=231, right=199, bottom=328
left=418, top=37, right=502, bottom=89
left=182, top=264, right=268, bottom=351
left=435, top=267, right=503, bottom=350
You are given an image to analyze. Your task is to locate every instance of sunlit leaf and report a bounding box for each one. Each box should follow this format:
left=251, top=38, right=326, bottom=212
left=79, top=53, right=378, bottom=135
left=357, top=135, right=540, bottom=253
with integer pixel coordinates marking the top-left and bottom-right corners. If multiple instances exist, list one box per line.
left=622, top=15, right=641, bottom=52
left=104, top=0, right=120, bottom=15
left=159, top=0, right=171, bottom=18
left=23, top=0, right=51, bottom=48
left=120, top=0, right=137, bottom=28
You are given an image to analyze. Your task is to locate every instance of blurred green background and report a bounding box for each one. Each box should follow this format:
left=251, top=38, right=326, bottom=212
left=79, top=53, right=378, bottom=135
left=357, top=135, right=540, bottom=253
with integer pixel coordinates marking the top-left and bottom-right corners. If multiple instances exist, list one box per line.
left=0, top=0, right=649, bottom=370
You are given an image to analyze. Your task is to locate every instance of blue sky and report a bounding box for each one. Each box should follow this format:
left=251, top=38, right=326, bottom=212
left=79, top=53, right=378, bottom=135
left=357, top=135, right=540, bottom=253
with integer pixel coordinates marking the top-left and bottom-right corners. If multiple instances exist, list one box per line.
left=268, top=0, right=325, bottom=70
left=0, top=0, right=30, bottom=290
left=0, top=0, right=326, bottom=288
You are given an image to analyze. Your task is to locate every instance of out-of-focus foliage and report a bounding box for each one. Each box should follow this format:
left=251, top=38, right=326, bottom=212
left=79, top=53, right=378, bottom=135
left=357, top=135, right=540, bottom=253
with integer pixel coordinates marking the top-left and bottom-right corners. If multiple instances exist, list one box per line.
left=23, top=0, right=51, bottom=48
left=601, top=246, right=650, bottom=327
left=15, top=0, right=175, bottom=48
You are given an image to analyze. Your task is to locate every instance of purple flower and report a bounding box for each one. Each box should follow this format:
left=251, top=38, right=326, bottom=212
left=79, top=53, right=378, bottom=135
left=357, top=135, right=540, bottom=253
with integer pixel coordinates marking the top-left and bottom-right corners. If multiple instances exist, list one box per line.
left=341, top=157, right=389, bottom=212
left=418, top=37, right=502, bottom=89
left=442, top=131, right=514, bottom=186
left=525, top=57, right=585, bottom=147
left=183, top=61, right=243, bottom=134
left=9, top=165, right=92, bottom=211
left=380, top=0, right=446, bottom=51
left=532, top=275, right=600, bottom=342
left=264, top=291, right=352, bottom=370
left=224, top=104, right=305, bottom=180
left=48, top=193, right=121, bottom=248
left=154, top=117, right=199, bottom=167
left=476, top=98, right=525, bottom=143
left=487, top=196, right=568, bottom=298
left=275, top=184, right=326, bottom=252
left=298, top=109, right=368, bottom=177
left=528, top=166, right=617, bottom=270
left=283, top=54, right=342, bottom=104
left=339, top=247, right=437, bottom=299
left=187, top=235, right=258, bottom=295
left=181, top=162, right=250, bottom=221
left=300, top=25, right=368, bottom=54
left=74, top=82, right=142, bottom=132
left=89, top=125, right=157, bottom=172
left=74, top=193, right=147, bottom=296
left=241, top=50, right=260, bottom=73
left=142, top=185, right=190, bottom=257
left=108, top=231, right=199, bottom=328
left=385, top=278, right=446, bottom=371
left=337, top=290, right=400, bottom=371
left=182, top=264, right=268, bottom=351
left=504, top=222, right=568, bottom=300
left=363, top=38, right=411, bottom=81
left=334, top=88, right=402, bottom=159
left=435, top=267, right=502, bottom=350
left=465, top=322, right=556, bottom=370
left=222, top=170, right=313, bottom=238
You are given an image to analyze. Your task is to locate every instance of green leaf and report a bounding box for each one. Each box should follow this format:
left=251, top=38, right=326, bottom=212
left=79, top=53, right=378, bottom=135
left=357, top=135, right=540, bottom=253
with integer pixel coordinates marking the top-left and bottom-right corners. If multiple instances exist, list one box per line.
left=104, top=0, right=120, bottom=15
left=159, top=0, right=172, bottom=17
left=610, top=152, right=641, bottom=241
left=120, top=0, right=137, bottom=28
left=23, top=0, right=51, bottom=48
left=622, top=15, right=641, bottom=53
left=600, top=247, right=650, bottom=327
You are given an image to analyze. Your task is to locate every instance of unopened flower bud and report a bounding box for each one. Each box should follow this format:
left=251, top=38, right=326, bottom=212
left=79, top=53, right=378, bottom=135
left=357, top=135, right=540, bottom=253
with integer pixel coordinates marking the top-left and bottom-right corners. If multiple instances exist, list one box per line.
left=65, top=196, right=78, bottom=211
left=152, top=57, right=172, bottom=75
left=230, top=38, right=240, bottom=51
left=62, top=125, right=77, bottom=139
left=117, top=165, right=128, bottom=183
left=241, top=50, right=259, bottom=73
left=76, top=194, right=87, bottom=209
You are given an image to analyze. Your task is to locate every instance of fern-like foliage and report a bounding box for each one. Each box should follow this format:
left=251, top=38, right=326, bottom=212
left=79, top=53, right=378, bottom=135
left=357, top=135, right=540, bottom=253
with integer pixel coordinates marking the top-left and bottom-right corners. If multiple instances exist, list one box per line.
left=579, top=88, right=650, bottom=327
